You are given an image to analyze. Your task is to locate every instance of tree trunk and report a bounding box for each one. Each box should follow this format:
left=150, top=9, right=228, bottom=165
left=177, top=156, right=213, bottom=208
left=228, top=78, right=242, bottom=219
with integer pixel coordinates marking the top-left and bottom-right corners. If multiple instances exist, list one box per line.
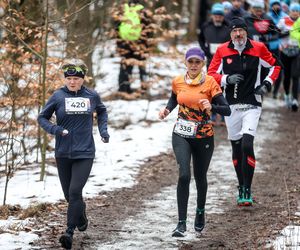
left=40, top=0, right=49, bottom=181
left=65, top=0, right=95, bottom=87
left=188, top=0, right=200, bottom=40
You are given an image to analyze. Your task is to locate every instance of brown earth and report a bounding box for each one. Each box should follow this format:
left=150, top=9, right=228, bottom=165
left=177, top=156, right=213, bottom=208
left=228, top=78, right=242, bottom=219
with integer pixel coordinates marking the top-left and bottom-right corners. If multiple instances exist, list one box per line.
left=30, top=103, right=300, bottom=249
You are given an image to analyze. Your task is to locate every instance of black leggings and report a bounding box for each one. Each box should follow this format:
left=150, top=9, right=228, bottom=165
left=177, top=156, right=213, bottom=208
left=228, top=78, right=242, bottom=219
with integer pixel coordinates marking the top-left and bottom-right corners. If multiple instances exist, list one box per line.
left=281, top=52, right=299, bottom=100
left=172, top=133, right=214, bottom=221
left=56, top=158, right=93, bottom=228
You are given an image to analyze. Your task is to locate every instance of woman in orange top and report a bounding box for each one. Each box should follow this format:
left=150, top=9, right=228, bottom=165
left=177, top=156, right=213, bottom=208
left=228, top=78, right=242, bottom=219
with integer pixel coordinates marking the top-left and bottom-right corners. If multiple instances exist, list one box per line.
left=159, top=47, right=231, bottom=237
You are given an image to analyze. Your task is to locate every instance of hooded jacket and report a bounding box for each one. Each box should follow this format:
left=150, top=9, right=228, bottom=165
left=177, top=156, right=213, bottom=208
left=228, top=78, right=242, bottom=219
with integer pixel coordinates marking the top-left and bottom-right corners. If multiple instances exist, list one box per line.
left=38, top=85, right=109, bottom=159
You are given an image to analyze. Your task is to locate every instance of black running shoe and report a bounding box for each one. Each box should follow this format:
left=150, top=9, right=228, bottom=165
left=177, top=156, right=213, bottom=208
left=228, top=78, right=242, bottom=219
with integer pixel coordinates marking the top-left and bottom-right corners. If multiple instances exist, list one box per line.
left=291, top=99, right=299, bottom=112
left=59, top=227, right=74, bottom=249
left=172, top=220, right=186, bottom=237
left=77, top=202, right=88, bottom=231
left=194, top=208, right=205, bottom=232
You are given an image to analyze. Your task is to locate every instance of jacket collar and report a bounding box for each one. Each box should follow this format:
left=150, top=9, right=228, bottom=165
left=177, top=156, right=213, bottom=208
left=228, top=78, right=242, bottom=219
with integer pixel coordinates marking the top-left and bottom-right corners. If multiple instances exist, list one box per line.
left=228, top=38, right=253, bottom=51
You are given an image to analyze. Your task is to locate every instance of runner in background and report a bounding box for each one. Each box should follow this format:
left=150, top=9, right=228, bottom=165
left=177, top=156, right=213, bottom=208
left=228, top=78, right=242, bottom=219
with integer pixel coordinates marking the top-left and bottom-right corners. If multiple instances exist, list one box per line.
left=198, top=2, right=230, bottom=125
left=244, top=0, right=281, bottom=97
left=222, top=1, right=233, bottom=15
left=158, top=47, right=231, bottom=237
left=114, top=0, right=153, bottom=95
left=208, top=18, right=281, bottom=206
left=225, top=0, right=248, bottom=22
left=38, top=58, right=109, bottom=249
left=267, top=0, right=287, bottom=99
left=285, top=4, right=300, bottom=111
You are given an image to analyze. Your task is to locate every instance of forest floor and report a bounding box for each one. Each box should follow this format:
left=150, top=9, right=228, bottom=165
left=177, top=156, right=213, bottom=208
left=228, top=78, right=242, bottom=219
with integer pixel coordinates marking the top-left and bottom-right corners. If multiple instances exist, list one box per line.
left=29, top=100, right=300, bottom=250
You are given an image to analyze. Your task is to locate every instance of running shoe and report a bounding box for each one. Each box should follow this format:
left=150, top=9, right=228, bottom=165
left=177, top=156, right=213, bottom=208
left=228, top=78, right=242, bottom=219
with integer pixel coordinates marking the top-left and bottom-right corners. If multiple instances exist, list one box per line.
left=291, top=99, right=299, bottom=112
left=237, top=186, right=245, bottom=206
left=59, top=227, right=74, bottom=249
left=172, top=220, right=186, bottom=237
left=284, top=94, right=292, bottom=109
left=194, top=208, right=205, bottom=232
left=243, top=187, right=253, bottom=206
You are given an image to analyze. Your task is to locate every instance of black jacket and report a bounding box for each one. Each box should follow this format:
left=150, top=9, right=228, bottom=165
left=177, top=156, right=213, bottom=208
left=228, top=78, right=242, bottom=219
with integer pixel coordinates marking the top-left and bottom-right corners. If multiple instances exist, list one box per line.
left=198, top=19, right=230, bottom=66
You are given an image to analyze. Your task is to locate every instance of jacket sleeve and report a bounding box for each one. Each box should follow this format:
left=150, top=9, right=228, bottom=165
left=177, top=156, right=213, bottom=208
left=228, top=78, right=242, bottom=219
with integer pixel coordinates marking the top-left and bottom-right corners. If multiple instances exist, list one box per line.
left=259, top=43, right=281, bottom=84
left=95, top=94, right=109, bottom=138
left=211, top=94, right=231, bottom=116
left=207, top=48, right=225, bottom=86
left=198, top=24, right=211, bottom=59
left=166, top=91, right=178, bottom=112
left=37, top=94, right=64, bottom=136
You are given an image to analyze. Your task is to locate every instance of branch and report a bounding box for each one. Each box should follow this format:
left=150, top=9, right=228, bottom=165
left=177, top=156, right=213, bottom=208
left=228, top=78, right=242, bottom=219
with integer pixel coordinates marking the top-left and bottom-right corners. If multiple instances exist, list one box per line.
left=48, top=0, right=98, bottom=24
left=0, top=23, right=44, bottom=61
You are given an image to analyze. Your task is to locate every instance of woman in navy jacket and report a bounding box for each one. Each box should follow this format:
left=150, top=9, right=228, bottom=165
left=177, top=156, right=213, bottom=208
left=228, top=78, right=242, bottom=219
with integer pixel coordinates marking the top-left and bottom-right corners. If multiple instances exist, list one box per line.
left=38, top=59, right=109, bottom=249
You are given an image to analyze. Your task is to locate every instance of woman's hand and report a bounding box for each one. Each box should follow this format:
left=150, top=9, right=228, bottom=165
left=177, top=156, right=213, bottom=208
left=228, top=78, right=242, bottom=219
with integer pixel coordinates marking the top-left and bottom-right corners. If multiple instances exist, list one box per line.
left=62, top=129, right=69, bottom=136
left=199, top=99, right=212, bottom=112
left=158, top=108, right=170, bottom=120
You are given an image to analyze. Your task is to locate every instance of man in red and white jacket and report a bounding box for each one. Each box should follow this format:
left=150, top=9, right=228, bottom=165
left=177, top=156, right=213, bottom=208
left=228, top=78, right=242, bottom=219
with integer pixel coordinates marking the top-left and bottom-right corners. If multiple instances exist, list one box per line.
left=208, top=17, right=281, bottom=206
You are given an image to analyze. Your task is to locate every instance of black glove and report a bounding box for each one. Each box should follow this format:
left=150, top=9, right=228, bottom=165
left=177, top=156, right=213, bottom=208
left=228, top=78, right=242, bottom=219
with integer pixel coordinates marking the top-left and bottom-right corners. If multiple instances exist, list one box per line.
left=254, top=80, right=272, bottom=95
left=101, top=137, right=109, bottom=143
left=226, top=74, right=244, bottom=85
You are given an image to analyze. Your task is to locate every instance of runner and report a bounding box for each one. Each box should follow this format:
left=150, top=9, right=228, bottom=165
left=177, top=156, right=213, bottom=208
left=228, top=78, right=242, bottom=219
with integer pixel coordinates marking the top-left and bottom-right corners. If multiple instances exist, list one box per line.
left=38, top=58, right=109, bottom=249
left=208, top=17, right=281, bottom=206
left=279, top=3, right=300, bottom=111
left=158, top=47, right=231, bottom=237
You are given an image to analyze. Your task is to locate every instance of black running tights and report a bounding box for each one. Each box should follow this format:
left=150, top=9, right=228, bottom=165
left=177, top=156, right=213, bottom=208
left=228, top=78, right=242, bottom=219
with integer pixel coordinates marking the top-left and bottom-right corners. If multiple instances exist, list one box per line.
left=56, top=158, right=93, bottom=228
left=172, top=133, right=214, bottom=221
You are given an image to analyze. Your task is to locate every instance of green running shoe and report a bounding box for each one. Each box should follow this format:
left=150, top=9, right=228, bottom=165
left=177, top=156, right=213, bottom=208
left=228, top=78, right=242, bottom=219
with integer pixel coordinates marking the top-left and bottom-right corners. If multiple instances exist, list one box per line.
left=237, top=186, right=245, bottom=206
left=243, top=187, right=253, bottom=206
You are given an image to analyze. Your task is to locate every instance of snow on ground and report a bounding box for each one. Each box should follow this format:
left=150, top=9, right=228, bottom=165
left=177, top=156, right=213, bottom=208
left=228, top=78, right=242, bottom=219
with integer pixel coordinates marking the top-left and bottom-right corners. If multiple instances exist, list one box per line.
left=0, top=44, right=299, bottom=249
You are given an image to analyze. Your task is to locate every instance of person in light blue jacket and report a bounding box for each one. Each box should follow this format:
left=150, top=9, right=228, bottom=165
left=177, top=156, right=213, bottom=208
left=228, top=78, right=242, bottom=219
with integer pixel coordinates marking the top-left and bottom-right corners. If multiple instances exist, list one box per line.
left=268, top=0, right=288, bottom=98
left=38, top=58, right=109, bottom=249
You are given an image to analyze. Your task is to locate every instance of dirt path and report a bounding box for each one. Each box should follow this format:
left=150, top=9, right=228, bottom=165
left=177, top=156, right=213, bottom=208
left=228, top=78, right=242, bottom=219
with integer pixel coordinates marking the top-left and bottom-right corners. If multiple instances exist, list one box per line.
left=33, top=101, right=300, bottom=249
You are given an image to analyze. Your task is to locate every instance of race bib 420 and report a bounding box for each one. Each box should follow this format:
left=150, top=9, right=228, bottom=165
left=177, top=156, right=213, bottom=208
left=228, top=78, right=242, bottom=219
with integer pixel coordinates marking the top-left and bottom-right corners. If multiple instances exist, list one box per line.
left=173, top=119, right=198, bottom=138
left=65, top=97, right=91, bottom=114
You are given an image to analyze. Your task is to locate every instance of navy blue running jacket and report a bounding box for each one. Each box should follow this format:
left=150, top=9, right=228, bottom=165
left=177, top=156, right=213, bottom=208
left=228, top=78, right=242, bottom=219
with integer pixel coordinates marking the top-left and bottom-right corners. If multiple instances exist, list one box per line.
left=38, top=85, right=109, bottom=159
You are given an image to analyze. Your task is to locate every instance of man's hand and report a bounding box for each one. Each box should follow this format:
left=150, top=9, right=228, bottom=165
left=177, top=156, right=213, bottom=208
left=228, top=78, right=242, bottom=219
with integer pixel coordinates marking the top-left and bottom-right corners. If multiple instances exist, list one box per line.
left=254, top=80, right=272, bottom=95
left=62, top=129, right=69, bottom=136
left=226, top=74, right=244, bottom=85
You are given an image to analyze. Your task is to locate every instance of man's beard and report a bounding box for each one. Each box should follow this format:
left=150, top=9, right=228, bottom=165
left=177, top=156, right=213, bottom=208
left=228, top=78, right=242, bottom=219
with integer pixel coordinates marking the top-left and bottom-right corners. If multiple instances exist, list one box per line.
left=233, top=37, right=247, bottom=47
left=213, top=21, right=222, bottom=27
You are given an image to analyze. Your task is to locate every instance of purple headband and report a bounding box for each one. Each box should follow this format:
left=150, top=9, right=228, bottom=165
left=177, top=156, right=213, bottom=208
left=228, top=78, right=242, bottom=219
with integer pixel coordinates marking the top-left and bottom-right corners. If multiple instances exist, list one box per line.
left=185, top=47, right=205, bottom=61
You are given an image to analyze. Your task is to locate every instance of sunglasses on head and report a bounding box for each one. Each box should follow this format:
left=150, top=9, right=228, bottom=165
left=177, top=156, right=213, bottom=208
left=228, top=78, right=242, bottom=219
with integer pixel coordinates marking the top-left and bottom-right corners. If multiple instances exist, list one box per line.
left=63, top=66, right=85, bottom=76
left=62, top=64, right=87, bottom=74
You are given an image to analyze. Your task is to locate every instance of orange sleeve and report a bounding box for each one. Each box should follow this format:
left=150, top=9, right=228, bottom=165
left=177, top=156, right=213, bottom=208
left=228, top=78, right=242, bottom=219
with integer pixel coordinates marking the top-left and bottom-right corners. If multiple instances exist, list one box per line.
left=172, top=76, right=182, bottom=94
left=171, top=79, right=176, bottom=94
left=208, top=76, right=222, bottom=98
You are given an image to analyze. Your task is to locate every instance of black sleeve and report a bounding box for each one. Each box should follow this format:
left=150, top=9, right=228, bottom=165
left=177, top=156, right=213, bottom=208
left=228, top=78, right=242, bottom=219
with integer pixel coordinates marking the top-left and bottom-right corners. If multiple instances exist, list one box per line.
left=166, top=91, right=178, bottom=112
left=198, top=24, right=211, bottom=59
left=211, top=94, right=231, bottom=116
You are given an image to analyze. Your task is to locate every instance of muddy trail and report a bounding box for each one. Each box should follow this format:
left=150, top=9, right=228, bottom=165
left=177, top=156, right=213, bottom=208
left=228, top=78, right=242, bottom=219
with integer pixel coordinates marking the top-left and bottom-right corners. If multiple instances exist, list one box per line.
left=32, top=102, right=300, bottom=250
